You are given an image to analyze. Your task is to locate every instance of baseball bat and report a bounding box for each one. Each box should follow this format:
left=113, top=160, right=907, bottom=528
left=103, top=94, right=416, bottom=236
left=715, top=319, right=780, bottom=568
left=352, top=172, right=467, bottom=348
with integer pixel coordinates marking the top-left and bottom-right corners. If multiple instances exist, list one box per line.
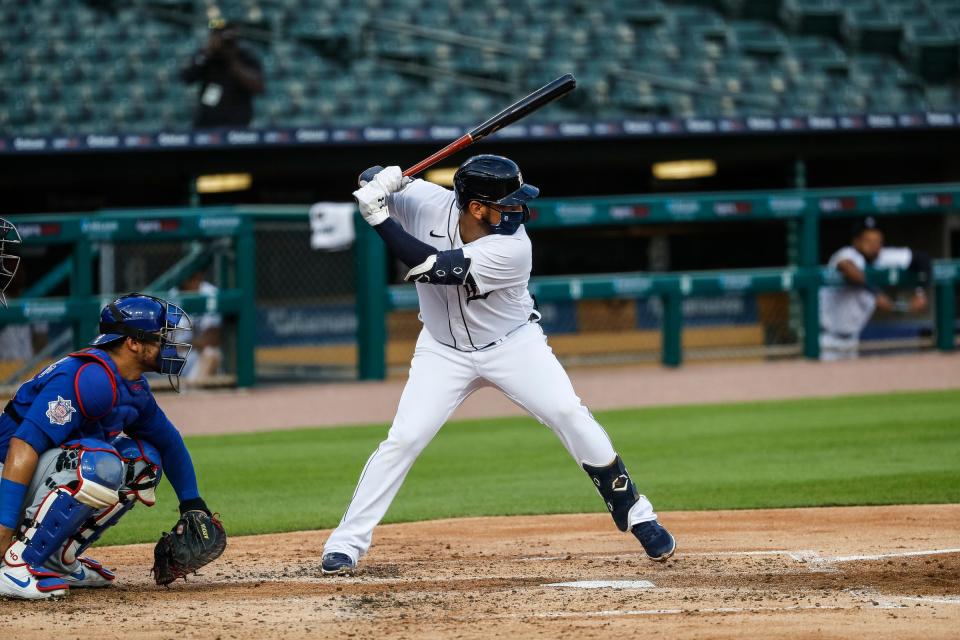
left=402, top=73, right=577, bottom=178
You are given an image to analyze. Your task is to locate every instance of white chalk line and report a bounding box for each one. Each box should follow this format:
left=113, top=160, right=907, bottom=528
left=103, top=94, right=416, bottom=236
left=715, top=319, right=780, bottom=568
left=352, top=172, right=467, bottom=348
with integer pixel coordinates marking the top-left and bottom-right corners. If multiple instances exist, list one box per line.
left=534, top=604, right=850, bottom=618
left=553, top=547, right=960, bottom=564
left=846, top=589, right=960, bottom=609
left=545, top=580, right=656, bottom=590
left=821, top=548, right=960, bottom=563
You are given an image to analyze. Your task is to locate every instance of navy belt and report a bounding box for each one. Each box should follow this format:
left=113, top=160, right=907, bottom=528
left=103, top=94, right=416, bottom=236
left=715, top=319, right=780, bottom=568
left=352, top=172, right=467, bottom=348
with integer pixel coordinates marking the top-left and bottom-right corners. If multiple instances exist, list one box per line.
left=822, top=331, right=856, bottom=340
left=3, top=401, right=23, bottom=425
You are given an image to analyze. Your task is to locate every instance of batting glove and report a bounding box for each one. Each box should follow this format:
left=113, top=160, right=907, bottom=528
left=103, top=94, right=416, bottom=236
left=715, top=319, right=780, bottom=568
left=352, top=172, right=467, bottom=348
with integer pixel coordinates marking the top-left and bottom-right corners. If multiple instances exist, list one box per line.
left=352, top=166, right=411, bottom=226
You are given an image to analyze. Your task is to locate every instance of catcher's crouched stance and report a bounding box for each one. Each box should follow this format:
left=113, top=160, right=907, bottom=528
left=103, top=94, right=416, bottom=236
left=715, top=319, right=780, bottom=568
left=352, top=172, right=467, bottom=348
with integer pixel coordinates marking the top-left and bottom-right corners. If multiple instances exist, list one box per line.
left=0, top=293, right=226, bottom=599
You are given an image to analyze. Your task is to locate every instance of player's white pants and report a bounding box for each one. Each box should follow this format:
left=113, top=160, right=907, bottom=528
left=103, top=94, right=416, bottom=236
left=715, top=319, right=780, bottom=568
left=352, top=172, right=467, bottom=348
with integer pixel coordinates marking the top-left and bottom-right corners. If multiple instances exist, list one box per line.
left=819, top=332, right=860, bottom=361
left=324, top=323, right=656, bottom=562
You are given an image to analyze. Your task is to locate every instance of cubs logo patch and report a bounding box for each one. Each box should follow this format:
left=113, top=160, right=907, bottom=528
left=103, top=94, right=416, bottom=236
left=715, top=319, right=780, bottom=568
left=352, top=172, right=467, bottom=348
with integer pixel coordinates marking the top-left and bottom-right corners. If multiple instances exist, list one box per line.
left=45, top=395, right=77, bottom=426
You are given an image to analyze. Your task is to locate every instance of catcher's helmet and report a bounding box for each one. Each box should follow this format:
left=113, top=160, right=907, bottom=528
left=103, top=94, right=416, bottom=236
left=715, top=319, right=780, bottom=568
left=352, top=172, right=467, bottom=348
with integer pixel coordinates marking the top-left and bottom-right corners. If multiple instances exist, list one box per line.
left=91, top=293, right=193, bottom=383
left=453, top=155, right=539, bottom=235
left=0, top=217, right=21, bottom=308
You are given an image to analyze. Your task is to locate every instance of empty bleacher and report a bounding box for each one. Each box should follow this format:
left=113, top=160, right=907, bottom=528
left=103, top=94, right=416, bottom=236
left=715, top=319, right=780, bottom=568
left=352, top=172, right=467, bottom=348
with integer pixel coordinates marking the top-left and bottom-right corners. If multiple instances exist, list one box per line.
left=0, top=0, right=958, bottom=135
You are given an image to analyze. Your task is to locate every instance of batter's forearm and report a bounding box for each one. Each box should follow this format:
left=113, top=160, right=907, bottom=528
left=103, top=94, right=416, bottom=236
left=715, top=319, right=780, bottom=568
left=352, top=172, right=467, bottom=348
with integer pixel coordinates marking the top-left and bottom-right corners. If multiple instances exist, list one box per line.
left=373, top=218, right=436, bottom=267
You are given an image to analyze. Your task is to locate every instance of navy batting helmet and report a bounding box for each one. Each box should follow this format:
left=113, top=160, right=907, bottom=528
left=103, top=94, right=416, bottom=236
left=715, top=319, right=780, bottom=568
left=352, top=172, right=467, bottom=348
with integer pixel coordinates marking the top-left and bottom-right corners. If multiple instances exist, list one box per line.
left=0, top=217, right=21, bottom=308
left=91, top=293, right=193, bottom=384
left=453, top=155, right=539, bottom=235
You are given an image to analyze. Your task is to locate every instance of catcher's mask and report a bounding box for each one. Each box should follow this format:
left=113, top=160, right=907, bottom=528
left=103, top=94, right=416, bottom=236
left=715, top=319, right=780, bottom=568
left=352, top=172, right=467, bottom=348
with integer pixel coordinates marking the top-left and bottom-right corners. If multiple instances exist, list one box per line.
left=0, top=217, right=21, bottom=307
left=91, top=293, right=193, bottom=391
left=453, top=154, right=539, bottom=235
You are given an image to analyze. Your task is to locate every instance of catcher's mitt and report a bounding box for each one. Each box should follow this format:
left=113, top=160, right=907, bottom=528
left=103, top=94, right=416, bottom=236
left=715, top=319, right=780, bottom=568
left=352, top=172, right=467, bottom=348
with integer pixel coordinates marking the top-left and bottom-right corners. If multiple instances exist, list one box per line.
left=151, top=511, right=227, bottom=586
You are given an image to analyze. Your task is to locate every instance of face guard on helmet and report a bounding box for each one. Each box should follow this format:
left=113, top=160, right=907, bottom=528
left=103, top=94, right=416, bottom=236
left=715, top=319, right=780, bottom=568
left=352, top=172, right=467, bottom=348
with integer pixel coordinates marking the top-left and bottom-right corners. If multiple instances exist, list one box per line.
left=91, top=293, right=193, bottom=390
left=453, top=155, right=539, bottom=235
left=0, top=217, right=21, bottom=308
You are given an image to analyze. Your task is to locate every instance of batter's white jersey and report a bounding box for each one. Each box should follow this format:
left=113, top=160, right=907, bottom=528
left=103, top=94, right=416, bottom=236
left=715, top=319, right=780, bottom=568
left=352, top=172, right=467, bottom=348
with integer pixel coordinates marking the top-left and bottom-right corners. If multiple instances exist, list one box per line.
left=388, top=179, right=539, bottom=350
left=819, top=245, right=913, bottom=337
left=322, top=177, right=659, bottom=564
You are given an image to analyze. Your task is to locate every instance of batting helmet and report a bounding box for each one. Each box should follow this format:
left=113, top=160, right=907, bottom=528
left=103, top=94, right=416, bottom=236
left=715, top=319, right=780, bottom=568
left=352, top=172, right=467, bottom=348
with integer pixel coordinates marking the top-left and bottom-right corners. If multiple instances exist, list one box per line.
left=91, top=293, right=193, bottom=381
left=453, top=155, right=539, bottom=235
left=0, top=217, right=21, bottom=308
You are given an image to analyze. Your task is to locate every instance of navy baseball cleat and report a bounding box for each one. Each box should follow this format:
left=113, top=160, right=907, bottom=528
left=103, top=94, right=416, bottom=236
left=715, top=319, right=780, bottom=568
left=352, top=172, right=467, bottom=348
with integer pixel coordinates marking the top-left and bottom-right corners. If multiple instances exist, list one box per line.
left=632, top=520, right=676, bottom=562
left=321, top=552, right=356, bottom=575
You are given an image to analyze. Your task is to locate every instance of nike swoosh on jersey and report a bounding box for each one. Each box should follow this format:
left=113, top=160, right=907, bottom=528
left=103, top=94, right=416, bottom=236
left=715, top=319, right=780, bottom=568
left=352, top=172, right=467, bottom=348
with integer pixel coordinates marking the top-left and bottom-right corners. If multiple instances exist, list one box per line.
left=429, top=230, right=444, bottom=238
left=3, top=572, right=30, bottom=588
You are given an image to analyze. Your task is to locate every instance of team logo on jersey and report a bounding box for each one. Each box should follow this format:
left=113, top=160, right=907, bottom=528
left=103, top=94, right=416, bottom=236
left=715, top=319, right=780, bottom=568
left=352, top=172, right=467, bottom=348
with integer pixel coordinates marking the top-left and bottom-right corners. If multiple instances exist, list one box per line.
left=45, top=396, right=77, bottom=426
left=463, top=281, right=491, bottom=303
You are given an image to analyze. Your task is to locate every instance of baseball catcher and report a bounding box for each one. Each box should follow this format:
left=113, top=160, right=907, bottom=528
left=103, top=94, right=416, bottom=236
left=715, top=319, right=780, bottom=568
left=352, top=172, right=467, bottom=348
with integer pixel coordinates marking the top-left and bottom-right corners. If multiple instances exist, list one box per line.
left=0, top=293, right=225, bottom=599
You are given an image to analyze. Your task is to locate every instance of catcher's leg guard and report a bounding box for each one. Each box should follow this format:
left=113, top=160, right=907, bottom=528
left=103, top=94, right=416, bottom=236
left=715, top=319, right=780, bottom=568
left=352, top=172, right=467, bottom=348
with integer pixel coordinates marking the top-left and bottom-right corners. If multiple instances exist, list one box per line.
left=582, top=455, right=640, bottom=532
left=46, top=437, right=162, bottom=585
left=17, top=440, right=123, bottom=569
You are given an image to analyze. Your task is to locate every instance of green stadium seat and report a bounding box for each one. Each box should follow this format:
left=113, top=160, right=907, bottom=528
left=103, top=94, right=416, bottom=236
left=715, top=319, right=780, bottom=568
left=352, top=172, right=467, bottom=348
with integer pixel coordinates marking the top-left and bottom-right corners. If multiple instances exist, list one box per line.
left=780, top=0, right=843, bottom=39
left=721, top=0, right=783, bottom=22
left=730, top=20, right=789, bottom=57
left=842, top=4, right=903, bottom=56
left=788, top=35, right=849, bottom=76
left=901, top=19, right=960, bottom=83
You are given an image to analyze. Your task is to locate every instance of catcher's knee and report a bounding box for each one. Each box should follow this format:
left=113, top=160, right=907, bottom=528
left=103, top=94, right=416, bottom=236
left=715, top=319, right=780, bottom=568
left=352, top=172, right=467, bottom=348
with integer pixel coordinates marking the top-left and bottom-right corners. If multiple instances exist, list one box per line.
left=60, top=439, right=125, bottom=509
left=111, top=435, right=163, bottom=507
left=18, top=440, right=123, bottom=567
left=582, top=455, right=640, bottom=532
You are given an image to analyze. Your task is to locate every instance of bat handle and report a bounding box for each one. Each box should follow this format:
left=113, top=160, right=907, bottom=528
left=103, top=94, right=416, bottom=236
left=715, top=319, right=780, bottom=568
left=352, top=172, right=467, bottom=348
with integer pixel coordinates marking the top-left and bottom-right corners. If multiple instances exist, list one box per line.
left=402, top=134, right=475, bottom=178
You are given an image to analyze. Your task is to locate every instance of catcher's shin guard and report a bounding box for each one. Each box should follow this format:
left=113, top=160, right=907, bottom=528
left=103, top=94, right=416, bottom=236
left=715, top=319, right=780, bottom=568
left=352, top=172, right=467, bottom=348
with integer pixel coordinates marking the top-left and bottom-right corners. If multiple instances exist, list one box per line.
left=19, top=441, right=123, bottom=568
left=582, top=455, right=640, bottom=532
left=51, top=437, right=162, bottom=572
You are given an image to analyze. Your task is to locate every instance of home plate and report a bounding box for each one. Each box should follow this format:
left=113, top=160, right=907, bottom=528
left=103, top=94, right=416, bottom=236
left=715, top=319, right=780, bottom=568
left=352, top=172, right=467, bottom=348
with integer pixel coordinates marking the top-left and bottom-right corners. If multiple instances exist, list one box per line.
left=545, top=580, right=656, bottom=589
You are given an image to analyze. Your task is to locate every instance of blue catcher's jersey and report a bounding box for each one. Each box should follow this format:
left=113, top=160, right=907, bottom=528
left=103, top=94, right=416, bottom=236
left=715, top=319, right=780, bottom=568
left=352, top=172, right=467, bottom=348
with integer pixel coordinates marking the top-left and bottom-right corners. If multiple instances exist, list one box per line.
left=0, top=348, right=201, bottom=502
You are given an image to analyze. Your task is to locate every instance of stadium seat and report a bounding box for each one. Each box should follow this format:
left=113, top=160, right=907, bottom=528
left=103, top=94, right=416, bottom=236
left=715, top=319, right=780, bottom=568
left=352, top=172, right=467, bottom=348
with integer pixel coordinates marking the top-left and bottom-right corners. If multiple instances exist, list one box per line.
left=730, top=20, right=789, bottom=57
left=842, top=4, right=903, bottom=56
left=780, top=0, right=843, bottom=39
left=3, top=0, right=957, bottom=135
left=901, top=19, right=960, bottom=83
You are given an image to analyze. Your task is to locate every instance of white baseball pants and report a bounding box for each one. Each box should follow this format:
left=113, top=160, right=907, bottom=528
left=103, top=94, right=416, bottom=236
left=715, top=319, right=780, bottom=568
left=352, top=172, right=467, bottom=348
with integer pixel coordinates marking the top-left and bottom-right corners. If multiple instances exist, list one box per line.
left=323, top=323, right=656, bottom=563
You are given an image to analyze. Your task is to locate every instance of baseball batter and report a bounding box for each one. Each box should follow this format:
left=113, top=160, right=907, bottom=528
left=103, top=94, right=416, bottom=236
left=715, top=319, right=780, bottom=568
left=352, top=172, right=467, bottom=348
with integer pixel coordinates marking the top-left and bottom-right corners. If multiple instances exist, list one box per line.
left=321, top=156, right=675, bottom=574
left=819, top=218, right=929, bottom=361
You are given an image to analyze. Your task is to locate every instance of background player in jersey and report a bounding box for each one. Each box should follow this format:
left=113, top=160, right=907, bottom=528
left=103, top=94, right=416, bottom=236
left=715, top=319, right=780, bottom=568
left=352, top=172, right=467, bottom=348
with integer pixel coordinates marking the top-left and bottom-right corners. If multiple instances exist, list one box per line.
left=819, top=217, right=930, bottom=361
left=320, top=156, right=675, bottom=575
left=0, top=293, right=220, bottom=599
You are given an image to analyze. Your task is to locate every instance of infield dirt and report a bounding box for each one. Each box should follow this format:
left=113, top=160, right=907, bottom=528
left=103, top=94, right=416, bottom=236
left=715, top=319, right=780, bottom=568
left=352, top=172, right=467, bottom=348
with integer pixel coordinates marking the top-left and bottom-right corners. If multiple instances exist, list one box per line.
left=2, top=504, right=958, bottom=639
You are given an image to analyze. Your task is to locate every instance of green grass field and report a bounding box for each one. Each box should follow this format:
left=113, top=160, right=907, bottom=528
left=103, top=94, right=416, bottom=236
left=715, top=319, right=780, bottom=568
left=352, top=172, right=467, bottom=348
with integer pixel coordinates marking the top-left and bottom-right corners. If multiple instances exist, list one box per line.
left=102, top=389, right=960, bottom=546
